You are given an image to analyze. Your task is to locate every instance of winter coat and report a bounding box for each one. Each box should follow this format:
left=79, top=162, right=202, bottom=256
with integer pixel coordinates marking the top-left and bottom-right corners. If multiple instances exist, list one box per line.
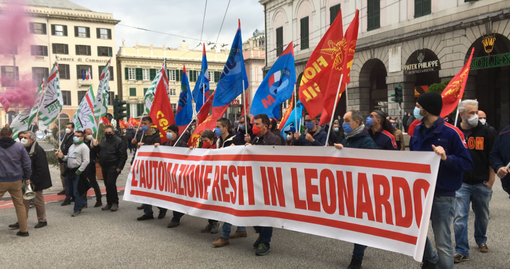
left=369, top=128, right=398, bottom=150
left=27, top=142, right=52, bottom=191
left=251, top=130, right=282, bottom=146
left=294, top=127, right=327, bottom=146
left=490, top=125, right=510, bottom=194
left=97, top=135, right=127, bottom=170
left=0, top=138, right=31, bottom=182
left=341, top=130, right=377, bottom=150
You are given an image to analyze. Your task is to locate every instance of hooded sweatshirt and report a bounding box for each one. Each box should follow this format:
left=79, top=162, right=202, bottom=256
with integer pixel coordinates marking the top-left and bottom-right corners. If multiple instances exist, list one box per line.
left=0, top=137, right=32, bottom=182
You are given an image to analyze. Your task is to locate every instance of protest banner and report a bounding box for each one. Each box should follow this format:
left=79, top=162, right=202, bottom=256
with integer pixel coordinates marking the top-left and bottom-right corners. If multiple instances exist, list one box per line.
left=124, top=146, right=440, bottom=261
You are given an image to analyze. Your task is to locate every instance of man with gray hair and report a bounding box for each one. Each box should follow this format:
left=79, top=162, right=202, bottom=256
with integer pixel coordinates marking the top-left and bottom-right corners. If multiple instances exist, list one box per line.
left=453, top=100, right=497, bottom=263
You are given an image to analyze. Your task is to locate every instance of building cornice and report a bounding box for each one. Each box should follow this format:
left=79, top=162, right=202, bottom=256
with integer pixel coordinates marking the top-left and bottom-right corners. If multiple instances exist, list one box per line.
left=16, top=6, right=120, bottom=25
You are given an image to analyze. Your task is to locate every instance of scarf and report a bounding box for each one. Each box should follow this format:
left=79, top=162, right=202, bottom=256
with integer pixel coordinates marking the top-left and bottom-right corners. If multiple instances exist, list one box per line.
left=28, top=141, right=37, bottom=157
left=345, top=124, right=365, bottom=139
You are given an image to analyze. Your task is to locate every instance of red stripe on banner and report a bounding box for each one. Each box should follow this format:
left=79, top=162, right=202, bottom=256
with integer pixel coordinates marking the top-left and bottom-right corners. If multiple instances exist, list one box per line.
left=137, top=152, right=431, bottom=174
left=131, top=190, right=417, bottom=245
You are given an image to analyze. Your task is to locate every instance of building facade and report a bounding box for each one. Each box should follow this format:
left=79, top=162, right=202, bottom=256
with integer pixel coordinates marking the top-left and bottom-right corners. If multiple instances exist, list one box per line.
left=261, top=0, right=510, bottom=131
left=242, top=29, right=266, bottom=116
left=0, top=0, right=119, bottom=128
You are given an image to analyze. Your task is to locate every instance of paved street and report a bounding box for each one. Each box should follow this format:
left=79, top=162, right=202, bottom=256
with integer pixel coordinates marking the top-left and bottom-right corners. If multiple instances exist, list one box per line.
left=1, top=146, right=510, bottom=268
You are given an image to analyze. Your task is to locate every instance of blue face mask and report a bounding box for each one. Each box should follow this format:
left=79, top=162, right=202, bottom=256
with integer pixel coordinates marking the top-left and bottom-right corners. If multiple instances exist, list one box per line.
left=365, top=117, right=374, bottom=127
left=141, top=126, right=148, bottom=132
left=342, top=123, right=353, bottom=134
left=305, top=121, right=314, bottom=130
left=238, top=124, right=245, bottom=131
left=334, top=127, right=339, bottom=132
left=214, top=127, right=222, bottom=137
left=414, top=107, right=424, bottom=121
left=73, top=136, right=80, bottom=144
left=166, top=132, right=173, bottom=140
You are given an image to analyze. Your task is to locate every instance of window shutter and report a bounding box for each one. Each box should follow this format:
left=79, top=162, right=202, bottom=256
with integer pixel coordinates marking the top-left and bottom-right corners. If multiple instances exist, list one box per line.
left=130, top=88, right=136, bottom=96
left=87, top=46, right=91, bottom=56
left=52, top=44, right=56, bottom=53
left=86, top=27, right=90, bottom=38
left=74, top=26, right=79, bottom=37
left=29, top=23, right=34, bottom=33
left=150, top=69, right=156, bottom=80
left=126, top=103, right=130, bottom=117
left=415, top=0, right=422, bottom=18
left=330, top=4, right=341, bottom=25
left=276, top=27, right=283, bottom=56
left=214, top=71, right=221, bottom=82
left=63, top=25, right=67, bottom=36
left=125, top=68, right=129, bottom=80
left=176, top=70, right=181, bottom=81
left=143, top=88, right=148, bottom=95
left=109, top=66, right=114, bottom=81
left=51, top=25, right=55, bottom=35
left=107, top=29, right=112, bottom=39
left=43, top=46, right=48, bottom=56
left=423, top=0, right=431, bottom=16
left=137, top=103, right=144, bottom=116
left=135, top=68, right=143, bottom=80
left=64, top=44, right=69, bottom=54
left=96, top=28, right=100, bottom=38
left=42, top=23, right=47, bottom=35
left=300, top=17, right=309, bottom=50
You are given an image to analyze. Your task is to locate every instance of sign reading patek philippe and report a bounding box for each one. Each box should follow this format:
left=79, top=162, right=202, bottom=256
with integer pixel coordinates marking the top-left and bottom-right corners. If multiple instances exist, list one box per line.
left=404, top=52, right=440, bottom=75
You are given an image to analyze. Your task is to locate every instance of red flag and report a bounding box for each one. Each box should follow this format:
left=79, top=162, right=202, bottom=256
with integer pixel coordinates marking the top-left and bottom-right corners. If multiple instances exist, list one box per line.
left=188, top=115, right=215, bottom=147
left=320, top=10, right=359, bottom=126
left=298, top=9, right=343, bottom=119
left=148, top=75, right=176, bottom=143
left=101, top=116, right=110, bottom=126
left=128, top=117, right=140, bottom=127
left=408, top=48, right=475, bottom=135
left=118, top=120, right=128, bottom=129
left=279, top=92, right=294, bottom=131
left=240, top=92, right=250, bottom=117
left=197, top=92, right=215, bottom=125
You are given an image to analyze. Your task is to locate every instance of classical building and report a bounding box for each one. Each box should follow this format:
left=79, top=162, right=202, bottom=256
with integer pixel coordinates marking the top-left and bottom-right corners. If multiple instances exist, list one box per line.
left=261, top=0, right=510, bottom=130
left=0, top=0, right=119, bottom=128
left=242, top=29, right=266, bottom=115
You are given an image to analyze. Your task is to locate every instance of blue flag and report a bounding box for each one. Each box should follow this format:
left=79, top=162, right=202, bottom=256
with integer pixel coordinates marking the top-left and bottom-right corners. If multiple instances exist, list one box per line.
left=251, top=42, right=296, bottom=119
left=175, top=64, right=193, bottom=129
left=211, top=20, right=249, bottom=120
left=192, top=44, right=210, bottom=113
left=280, top=100, right=304, bottom=137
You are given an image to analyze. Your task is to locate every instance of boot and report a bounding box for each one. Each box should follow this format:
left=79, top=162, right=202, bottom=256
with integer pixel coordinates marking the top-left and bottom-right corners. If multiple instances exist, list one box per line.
left=230, top=230, right=247, bottom=239
left=101, top=204, right=112, bottom=211
left=110, top=203, right=118, bottom=212
left=94, top=201, right=103, bottom=208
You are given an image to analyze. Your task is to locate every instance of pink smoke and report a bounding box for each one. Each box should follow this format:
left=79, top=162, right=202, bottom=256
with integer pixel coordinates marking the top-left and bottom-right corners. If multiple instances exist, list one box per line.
left=0, top=0, right=30, bottom=54
left=0, top=74, right=39, bottom=111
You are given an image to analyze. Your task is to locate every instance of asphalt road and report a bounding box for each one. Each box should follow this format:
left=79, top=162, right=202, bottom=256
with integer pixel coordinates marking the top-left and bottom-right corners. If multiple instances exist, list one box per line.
left=1, top=149, right=510, bottom=268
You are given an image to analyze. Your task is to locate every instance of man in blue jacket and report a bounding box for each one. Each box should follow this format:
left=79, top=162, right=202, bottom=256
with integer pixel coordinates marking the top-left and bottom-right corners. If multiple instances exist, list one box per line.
left=293, top=114, right=327, bottom=146
left=490, top=125, right=510, bottom=196
left=410, top=92, right=473, bottom=269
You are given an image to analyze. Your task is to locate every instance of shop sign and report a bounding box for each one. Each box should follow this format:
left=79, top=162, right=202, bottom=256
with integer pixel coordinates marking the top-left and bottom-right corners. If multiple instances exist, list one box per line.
left=404, top=52, right=440, bottom=75
left=470, top=53, right=510, bottom=70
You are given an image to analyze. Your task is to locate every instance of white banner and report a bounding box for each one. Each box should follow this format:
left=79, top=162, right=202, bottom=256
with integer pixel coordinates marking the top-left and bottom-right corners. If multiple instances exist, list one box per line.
left=124, top=146, right=440, bottom=261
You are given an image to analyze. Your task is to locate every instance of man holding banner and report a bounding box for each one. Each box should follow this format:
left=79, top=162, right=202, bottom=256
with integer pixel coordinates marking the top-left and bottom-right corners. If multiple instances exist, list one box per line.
left=410, top=92, right=473, bottom=269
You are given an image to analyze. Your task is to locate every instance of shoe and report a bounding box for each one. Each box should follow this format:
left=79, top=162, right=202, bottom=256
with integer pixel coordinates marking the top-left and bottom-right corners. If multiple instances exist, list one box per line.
left=71, top=210, right=81, bottom=217
left=136, top=205, right=144, bottom=210
left=255, top=243, right=271, bottom=256
left=253, top=235, right=261, bottom=248
left=348, top=257, right=362, bottom=269
left=61, top=199, right=71, bottom=206
left=453, top=253, right=470, bottom=263
left=167, top=220, right=180, bottom=228
left=35, top=222, right=47, bottom=228
left=210, top=222, right=220, bottom=234
left=110, top=203, right=118, bottom=212
left=421, top=260, right=436, bottom=269
left=478, top=243, right=489, bottom=253
left=94, top=201, right=102, bottom=208
left=8, top=222, right=19, bottom=229
left=57, top=190, right=66, bottom=195
left=212, top=237, right=230, bottom=247
left=157, top=210, right=166, bottom=219
left=101, top=204, right=112, bottom=211
left=16, top=231, right=29, bottom=237
left=201, top=224, right=213, bottom=233
left=137, top=214, right=154, bottom=221
left=230, top=230, right=247, bottom=239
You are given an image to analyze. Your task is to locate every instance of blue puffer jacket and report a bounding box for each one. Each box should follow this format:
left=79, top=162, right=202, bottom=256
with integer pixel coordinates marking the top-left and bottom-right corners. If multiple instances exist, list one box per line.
left=410, top=118, right=473, bottom=197
left=490, top=125, right=510, bottom=194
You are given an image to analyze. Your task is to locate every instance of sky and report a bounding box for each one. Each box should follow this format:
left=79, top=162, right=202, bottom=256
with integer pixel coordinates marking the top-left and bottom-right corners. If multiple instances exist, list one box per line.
left=72, top=0, right=265, bottom=51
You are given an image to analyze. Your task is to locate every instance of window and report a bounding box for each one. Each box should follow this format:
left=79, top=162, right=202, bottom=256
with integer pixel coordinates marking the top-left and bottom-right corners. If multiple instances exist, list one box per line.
left=415, top=0, right=431, bottom=18
left=127, top=68, right=136, bottom=80
left=31, top=45, right=48, bottom=56
left=300, top=16, right=309, bottom=50
left=130, top=88, right=137, bottom=96
left=97, top=46, right=112, bottom=57
left=76, top=45, right=91, bottom=56
left=97, top=28, right=112, bottom=39
left=75, top=26, right=90, bottom=38
left=189, top=70, right=197, bottom=82
left=214, top=71, right=221, bottom=82
left=51, top=25, right=67, bottom=36
left=62, top=91, right=71, bottom=106
left=142, top=69, right=150, bottom=81
left=137, top=103, right=144, bottom=117
left=98, top=66, right=114, bottom=81
left=168, top=69, right=176, bottom=81
left=32, top=67, right=49, bottom=85
left=150, top=69, right=156, bottom=80
left=171, top=103, right=177, bottom=113
left=77, top=90, right=87, bottom=103
left=30, top=22, right=46, bottom=34
left=208, top=71, right=214, bottom=82
left=367, top=0, right=380, bottom=31
left=143, top=88, right=148, bottom=96
left=76, top=65, right=92, bottom=79
left=330, top=4, right=341, bottom=25
left=59, top=64, right=70, bottom=79
left=108, top=92, right=114, bottom=105
left=1, top=66, right=19, bottom=87
left=52, top=43, right=69, bottom=54
left=276, top=27, right=283, bottom=56
left=136, top=68, right=143, bottom=80
left=169, top=88, right=176, bottom=96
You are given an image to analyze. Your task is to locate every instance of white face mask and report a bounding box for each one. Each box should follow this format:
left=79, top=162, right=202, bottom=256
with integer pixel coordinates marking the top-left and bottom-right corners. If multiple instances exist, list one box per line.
left=20, top=138, right=28, bottom=145
left=479, top=119, right=487, bottom=125
left=86, top=135, right=93, bottom=141
left=286, top=134, right=292, bottom=141
left=466, top=114, right=479, bottom=127
left=65, top=128, right=71, bottom=134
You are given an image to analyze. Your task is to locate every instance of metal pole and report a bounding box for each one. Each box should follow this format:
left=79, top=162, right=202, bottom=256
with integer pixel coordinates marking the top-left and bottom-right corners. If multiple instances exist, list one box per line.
left=324, top=74, right=344, bottom=147
left=173, top=115, right=196, bottom=147
left=242, top=80, right=247, bottom=137
left=454, top=99, right=462, bottom=127
left=294, top=84, right=297, bottom=134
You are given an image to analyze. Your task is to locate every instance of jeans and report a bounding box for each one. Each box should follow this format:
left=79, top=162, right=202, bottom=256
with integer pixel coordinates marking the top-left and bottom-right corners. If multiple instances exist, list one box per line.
left=172, top=211, right=184, bottom=222
left=254, top=226, right=273, bottom=245
left=454, top=183, right=492, bottom=256
left=352, top=244, right=367, bottom=259
left=66, top=173, right=86, bottom=212
left=143, top=204, right=167, bottom=216
left=423, top=196, right=456, bottom=269
left=221, top=223, right=246, bottom=239
left=102, top=165, right=119, bottom=205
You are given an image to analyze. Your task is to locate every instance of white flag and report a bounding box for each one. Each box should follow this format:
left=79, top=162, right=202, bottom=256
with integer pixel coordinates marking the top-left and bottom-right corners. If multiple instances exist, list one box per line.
left=38, top=58, right=63, bottom=126
left=73, top=85, right=98, bottom=133
left=144, top=59, right=169, bottom=115
left=11, top=80, right=44, bottom=139
left=93, top=58, right=111, bottom=122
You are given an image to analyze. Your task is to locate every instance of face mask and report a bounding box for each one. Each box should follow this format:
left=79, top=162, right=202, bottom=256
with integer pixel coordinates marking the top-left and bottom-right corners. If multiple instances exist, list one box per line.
left=128, top=127, right=133, bottom=130
left=86, top=135, right=93, bottom=141
left=252, top=125, right=261, bottom=135
left=286, top=134, right=292, bottom=141
left=20, top=138, right=28, bottom=146
left=238, top=124, right=245, bottom=131
left=73, top=136, right=80, bottom=144
left=304, top=121, right=314, bottom=130
left=334, top=127, right=339, bottom=132
left=342, top=122, right=353, bottom=134
left=166, top=132, right=173, bottom=140
left=467, top=114, right=479, bottom=127
left=392, top=124, right=395, bottom=128
left=65, top=128, right=71, bottom=134
left=141, top=126, right=148, bottom=132
left=480, top=119, right=486, bottom=125
left=105, top=133, right=114, bottom=139
left=414, top=107, right=424, bottom=121
left=365, top=117, right=373, bottom=127
left=202, top=141, right=211, bottom=148
left=214, top=127, right=222, bottom=137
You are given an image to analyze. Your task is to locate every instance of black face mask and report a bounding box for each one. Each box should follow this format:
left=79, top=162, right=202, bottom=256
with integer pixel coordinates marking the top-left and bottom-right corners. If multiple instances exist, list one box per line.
left=105, top=133, right=114, bottom=139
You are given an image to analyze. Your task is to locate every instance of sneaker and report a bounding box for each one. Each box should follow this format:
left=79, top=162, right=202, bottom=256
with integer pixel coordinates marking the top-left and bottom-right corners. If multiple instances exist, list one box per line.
left=348, top=257, right=362, bottom=269
left=230, top=230, right=247, bottom=239
left=454, top=253, right=470, bottom=263
left=94, top=201, right=103, bottom=208
left=34, top=222, right=47, bottom=228
left=478, top=243, right=489, bottom=253
left=16, top=231, right=29, bottom=237
left=421, top=260, right=436, bottom=269
left=201, top=224, right=213, bottom=233
left=71, top=210, right=81, bottom=217
left=157, top=210, right=166, bottom=219
left=57, top=190, right=66, bottom=195
left=212, top=237, right=230, bottom=247
left=253, top=235, right=261, bottom=248
left=61, top=199, right=71, bottom=206
left=137, top=214, right=154, bottom=221
left=8, top=222, right=19, bottom=229
left=101, top=204, right=112, bottom=211
left=167, top=220, right=180, bottom=228
left=255, top=243, right=271, bottom=256
left=110, top=203, right=119, bottom=212
left=210, top=222, right=220, bottom=234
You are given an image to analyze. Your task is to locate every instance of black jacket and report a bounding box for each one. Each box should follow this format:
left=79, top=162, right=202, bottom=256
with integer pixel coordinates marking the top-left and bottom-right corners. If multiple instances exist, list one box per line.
left=61, top=132, right=74, bottom=155
left=135, top=128, right=161, bottom=146
left=252, top=131, right=281, bottom=146
left=271, top=129, right=285, bottom=145
left=460, top=122, right=496, bottom=185
left=216, top=133, right=236, bottom=148
left=97, top=135, right=127, bottom=170
left=27, top=142, right=52, bottom=191
left=164, top=132, right=189, bottom=147
left=84, top=140, right=99, bottom=174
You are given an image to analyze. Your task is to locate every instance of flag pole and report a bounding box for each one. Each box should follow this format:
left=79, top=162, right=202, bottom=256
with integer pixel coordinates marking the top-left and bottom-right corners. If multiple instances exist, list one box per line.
left=242, top=80, right=248, bottom=137
left=325, top=74, right=344, bottom=147
left=453, top=99, right=462, bottom=127
left=294, top=85, right=297, bottom=134
left=202, top=82, right=205, bottom=112
left=173, top=114, right=197, bottom=147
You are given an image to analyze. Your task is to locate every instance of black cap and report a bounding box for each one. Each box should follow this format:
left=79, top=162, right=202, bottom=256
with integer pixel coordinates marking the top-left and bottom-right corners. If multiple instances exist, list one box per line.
left=417, top=92, right=442, bottom=116
left=168, top=124, right=179, bottom=135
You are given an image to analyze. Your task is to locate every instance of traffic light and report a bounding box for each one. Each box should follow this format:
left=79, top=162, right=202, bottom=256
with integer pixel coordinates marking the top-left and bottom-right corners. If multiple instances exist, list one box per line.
left=391, top=83, right=403, bottom=104
left=113, top=96, right=128, bottom=121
